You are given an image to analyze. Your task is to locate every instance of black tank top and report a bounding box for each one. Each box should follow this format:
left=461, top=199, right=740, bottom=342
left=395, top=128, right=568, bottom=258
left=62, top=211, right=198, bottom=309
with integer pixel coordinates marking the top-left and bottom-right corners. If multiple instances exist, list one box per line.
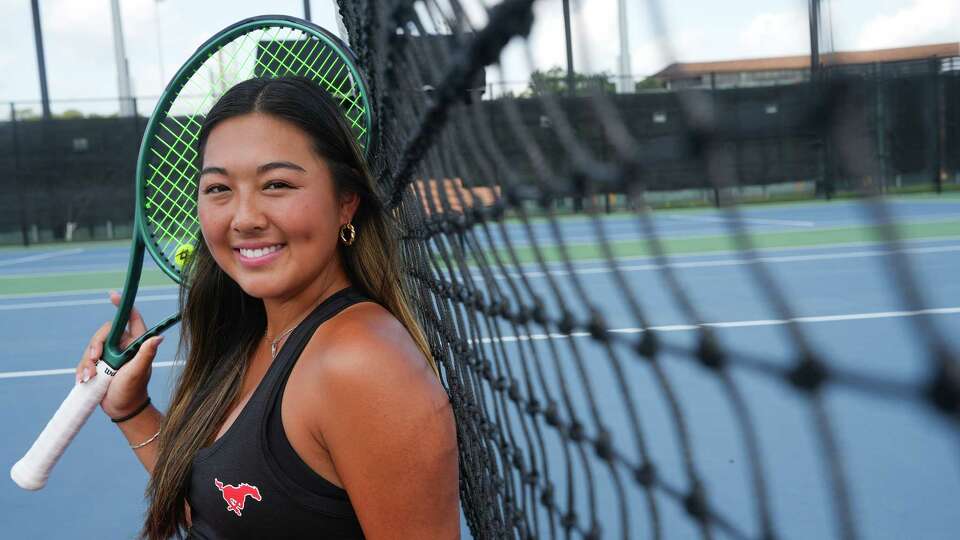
left=186, top=287, right=368, bottom=539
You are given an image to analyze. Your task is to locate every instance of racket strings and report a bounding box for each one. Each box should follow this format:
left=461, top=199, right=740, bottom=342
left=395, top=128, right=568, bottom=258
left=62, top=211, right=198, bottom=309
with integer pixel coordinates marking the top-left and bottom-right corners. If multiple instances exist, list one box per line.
left=140, top=22, right=371, bottom=278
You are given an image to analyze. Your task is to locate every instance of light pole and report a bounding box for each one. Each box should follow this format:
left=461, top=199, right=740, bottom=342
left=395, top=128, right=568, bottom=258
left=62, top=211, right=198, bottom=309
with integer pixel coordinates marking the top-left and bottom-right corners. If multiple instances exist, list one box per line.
left=561, top=0, right=575, bottom=97
left=110, top=0, right=135, bottom=116
left=30, top=0, right=51, bottom=119
left=617, top=0, right=631, bottom=93
left=154, top=0, right=166, bottom=84
left=809, top=0, right=821, bottom=81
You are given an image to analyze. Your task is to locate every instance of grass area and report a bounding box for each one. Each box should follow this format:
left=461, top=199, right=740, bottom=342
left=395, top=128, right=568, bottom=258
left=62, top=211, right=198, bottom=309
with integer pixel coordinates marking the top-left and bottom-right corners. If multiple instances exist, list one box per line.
left=4, top=190, right=958, bottom=250
left=0, top=238, right=131, bottom=253
left=478, top=219, right=960, bottom=266
left=0, top=269, right=170, bottom=296
left=502, top=189, right=960, bottom=224
left=8, top=219, right=956, bottom=297
left=3, top=196, right=958, bottom=296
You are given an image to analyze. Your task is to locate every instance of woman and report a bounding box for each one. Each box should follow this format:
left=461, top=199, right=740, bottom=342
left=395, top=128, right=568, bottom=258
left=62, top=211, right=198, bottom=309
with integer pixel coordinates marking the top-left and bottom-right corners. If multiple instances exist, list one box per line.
left=75, top=77, right=460, bottom=539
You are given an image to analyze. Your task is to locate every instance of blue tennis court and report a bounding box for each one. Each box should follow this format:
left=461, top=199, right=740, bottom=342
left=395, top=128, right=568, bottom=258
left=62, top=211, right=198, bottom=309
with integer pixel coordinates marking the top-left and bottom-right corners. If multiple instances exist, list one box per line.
left=1, top=197, right=958, bottom=538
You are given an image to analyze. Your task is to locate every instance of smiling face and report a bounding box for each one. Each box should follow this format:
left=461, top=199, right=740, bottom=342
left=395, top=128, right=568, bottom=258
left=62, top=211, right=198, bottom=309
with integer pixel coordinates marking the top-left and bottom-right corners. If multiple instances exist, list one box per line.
left=197, top=112, right=358, bottom=301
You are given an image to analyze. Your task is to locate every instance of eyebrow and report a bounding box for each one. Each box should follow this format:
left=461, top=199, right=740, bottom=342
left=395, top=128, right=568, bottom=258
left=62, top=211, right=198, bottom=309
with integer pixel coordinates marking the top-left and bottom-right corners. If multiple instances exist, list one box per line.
left=257, top=161, right=306, bottom=174
left=199, top=166, right=227, bottom=177
left=199, top=161, right=306, bottom=178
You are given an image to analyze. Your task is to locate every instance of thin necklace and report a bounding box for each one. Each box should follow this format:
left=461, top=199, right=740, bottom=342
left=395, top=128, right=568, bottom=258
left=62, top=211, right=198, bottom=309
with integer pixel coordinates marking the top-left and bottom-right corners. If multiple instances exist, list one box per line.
left=269, top=324, right=299, bottom=360
left=266, top=298, right=324, bottom=359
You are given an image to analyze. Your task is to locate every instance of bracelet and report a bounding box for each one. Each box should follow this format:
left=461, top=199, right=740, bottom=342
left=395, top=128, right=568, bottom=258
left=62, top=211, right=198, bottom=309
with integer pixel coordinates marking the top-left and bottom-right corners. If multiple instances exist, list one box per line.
left=110, top=397, right=151, bottom=423
left=131, top=430, right=161, bottom=450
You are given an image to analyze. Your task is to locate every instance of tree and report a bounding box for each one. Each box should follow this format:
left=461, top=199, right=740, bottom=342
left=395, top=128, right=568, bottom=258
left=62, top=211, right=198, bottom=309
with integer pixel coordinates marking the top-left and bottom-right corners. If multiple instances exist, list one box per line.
left=527, top=66, right=616, bottom=96
left=14, top=108, right=39, bottom=121
left=56, top=109, right=84, bottom=119
left=635, top=77, right=664, bottom=92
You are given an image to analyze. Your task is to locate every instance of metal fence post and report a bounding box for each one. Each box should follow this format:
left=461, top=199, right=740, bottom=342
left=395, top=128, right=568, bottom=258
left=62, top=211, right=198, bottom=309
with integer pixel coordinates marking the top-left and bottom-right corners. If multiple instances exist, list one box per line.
left=10, top=102, right=30, bottom=246
left=931, top=57, right=943, bottom=194
left=875, top=62, right=887, bottom=194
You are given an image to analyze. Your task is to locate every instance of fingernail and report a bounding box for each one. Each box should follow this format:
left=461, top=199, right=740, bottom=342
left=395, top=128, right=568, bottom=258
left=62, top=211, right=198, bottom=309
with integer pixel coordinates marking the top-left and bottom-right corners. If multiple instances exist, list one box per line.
left=81, top=368, right=91, bottom=383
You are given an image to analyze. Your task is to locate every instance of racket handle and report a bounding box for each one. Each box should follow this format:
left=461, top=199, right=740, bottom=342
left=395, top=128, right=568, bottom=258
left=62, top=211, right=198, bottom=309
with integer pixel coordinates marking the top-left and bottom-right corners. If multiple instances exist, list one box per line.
left=11, top=361, right=114, bottom=490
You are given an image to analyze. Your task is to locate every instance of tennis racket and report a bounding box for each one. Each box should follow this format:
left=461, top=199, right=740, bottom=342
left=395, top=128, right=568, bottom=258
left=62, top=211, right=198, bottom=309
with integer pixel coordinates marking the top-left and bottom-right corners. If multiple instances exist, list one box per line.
left=11, top=14, right=373, bottom=490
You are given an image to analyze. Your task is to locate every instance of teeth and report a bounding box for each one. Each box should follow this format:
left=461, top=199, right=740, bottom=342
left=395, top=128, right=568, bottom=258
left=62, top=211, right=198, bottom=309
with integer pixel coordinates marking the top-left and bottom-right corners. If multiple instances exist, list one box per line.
left=239, top=245, right=282, bottom=259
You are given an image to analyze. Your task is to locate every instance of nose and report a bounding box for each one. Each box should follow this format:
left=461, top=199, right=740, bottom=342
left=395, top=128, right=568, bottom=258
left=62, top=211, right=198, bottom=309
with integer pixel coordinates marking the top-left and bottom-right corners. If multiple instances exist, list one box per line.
left=231, top=189, right=268, bottom=233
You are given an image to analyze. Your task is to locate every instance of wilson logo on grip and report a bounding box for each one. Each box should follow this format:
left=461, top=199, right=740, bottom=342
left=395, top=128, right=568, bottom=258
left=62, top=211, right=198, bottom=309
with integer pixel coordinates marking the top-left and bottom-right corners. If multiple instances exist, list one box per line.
left=214, top=478, right=262, bottom=517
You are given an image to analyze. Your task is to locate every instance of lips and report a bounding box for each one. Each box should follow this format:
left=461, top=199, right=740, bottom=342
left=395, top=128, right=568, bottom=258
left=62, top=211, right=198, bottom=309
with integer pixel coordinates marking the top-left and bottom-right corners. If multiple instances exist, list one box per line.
left=238, top=244, right=283, bottom=259
left=234, top=243, right=286, bottom=267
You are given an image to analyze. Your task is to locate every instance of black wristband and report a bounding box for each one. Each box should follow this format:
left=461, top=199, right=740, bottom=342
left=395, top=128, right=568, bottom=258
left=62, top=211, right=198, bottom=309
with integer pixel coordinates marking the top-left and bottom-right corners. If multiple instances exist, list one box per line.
left=110, top=397, right=151, bottom=423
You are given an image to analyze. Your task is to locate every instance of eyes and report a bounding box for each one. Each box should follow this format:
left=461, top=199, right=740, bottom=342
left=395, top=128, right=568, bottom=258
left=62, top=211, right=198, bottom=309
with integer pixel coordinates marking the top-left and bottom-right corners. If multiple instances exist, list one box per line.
left=201, top=180, right=294, bottom=195
left=264, top=180, right=293, bottom=190
left=201, top=184, right=229, bottom=195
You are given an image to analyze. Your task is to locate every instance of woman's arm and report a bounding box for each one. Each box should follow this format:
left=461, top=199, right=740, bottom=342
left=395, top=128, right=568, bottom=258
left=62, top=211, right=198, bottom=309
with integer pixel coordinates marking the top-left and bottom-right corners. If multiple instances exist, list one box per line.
left=307, top=308, right=460, bottom=539
left=73, top=291, right=166, bottom=476
left=115, top=405, right=164, bottom=475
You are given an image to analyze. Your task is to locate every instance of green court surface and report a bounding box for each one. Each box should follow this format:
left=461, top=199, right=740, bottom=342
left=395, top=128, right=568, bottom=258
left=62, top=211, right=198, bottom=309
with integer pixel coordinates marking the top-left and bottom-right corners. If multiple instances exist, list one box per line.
left=500, top=219, right=960, bottom=264
left=3, top=217, right=958, bottom=297
left=0, top=269, right=170, bottom=297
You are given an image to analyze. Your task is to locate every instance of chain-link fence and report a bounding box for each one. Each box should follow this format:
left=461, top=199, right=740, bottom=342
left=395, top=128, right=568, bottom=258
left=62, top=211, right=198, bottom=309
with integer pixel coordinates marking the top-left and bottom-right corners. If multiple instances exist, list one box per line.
left=1, top=57, right=957, bottom=246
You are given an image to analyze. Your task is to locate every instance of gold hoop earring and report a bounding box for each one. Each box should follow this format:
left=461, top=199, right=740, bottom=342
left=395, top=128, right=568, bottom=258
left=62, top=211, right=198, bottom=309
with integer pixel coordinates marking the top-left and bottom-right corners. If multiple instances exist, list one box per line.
left=339, top=223, right=356, bottom=246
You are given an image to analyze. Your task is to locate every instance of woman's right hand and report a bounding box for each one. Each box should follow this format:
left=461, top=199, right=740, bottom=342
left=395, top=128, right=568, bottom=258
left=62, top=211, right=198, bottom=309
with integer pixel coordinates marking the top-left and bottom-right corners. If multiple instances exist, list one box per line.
left=74, top=291, right=165, bottom=420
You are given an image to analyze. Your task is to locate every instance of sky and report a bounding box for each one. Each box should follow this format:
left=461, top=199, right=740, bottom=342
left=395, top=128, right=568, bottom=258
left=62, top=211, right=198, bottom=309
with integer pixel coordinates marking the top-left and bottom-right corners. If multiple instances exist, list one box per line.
left=1, top=0, right=958, bottom=115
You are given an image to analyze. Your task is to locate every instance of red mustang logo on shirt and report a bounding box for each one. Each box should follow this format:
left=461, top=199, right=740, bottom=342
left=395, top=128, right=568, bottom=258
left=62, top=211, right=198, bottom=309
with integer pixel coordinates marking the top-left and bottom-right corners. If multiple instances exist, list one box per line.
left=214, top=478, right=262, bottom=517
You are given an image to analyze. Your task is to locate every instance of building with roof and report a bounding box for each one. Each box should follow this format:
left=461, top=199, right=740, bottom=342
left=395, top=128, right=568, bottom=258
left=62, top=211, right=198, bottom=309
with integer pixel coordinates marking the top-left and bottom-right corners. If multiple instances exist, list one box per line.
left=653, top=42, right=960, bottom=90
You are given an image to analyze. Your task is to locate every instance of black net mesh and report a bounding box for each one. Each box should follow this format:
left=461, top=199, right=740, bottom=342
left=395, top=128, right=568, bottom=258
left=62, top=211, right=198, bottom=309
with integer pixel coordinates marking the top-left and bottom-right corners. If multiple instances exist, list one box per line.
left=336, top=1, right=960, bottom=539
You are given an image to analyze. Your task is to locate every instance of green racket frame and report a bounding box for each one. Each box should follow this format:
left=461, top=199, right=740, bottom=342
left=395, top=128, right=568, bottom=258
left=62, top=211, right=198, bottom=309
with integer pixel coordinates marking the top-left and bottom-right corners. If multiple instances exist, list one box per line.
left=12, top=14, right=372, bottom=492
left=102, top=15, right=373, bottom=371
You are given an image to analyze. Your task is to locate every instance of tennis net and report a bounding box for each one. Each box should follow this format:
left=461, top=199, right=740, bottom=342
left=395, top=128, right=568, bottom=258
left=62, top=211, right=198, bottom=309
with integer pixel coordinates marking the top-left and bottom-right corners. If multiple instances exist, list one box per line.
left=337, top=1, right=960, bottom=539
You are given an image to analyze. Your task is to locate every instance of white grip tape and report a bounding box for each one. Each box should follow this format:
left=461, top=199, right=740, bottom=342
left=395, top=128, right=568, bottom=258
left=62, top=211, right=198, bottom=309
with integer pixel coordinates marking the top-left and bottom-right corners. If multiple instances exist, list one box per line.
left=10, top=361, right=115, bottom=490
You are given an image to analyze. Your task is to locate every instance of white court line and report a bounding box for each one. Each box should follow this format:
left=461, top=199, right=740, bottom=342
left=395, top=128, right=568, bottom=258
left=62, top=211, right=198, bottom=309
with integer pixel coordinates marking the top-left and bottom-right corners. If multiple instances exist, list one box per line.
left=476, top=306, right=960, bottom=344
left=665, top=214, right=816, bottom=227
left=0, top=266, right=144, bottom=280
left=483, top=243, right=960, bottom=281
left=0, top=293, right=177, bottom=311
left=0, top=360, right=178, bottom=380
left=5, top=238, right=960, bottom=304
left=3, top=307, right=959, bottom=379
left=0, top=248, right=84, bottom=267
left=0, top=284, right=177, bottom=301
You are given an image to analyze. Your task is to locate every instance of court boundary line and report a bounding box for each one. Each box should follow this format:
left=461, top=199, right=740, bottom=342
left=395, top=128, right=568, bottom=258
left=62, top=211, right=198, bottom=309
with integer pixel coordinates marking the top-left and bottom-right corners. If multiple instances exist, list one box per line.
left=477, top=306, right=960, bottom=344
left=3, top=218, right=959, bottom=282
left=3, top=306, right=958, bottom=379
left=0, top=293, right=178, bottom=311
left=0, top=248, right=84, bottom=267
left=664, top=214, right=816, bottom=227
left=496, top=243, right=960, bottom=281
left=4, top=236, right=960, bottom=302
left=0, top=360, right=178, bottom=380
left=0, top=284, right=178, bottom=301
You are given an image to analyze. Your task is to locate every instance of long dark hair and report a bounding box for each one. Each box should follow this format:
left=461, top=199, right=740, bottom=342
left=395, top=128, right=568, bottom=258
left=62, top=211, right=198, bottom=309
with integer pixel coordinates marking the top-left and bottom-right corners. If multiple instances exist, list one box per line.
left=143, top=77, right=435, bottom=539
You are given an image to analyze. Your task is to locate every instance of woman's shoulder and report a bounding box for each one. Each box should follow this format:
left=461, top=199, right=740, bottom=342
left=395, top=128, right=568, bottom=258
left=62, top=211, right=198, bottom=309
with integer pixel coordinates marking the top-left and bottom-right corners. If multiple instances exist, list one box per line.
left=290, top=299, right=449, bottom=434
left=319, top=301, right=419, bottom=359
left=297, top=300, right=436, bottom=392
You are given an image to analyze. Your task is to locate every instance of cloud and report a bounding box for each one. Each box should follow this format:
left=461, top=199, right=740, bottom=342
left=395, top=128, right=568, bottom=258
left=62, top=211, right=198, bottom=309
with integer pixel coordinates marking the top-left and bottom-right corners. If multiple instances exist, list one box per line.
left=509, top=0, right=647, bottom=76
left=856, top=0, right=960, bottom=50
left=46, top=0, right=154, bottom=41
left=737, top=9, right=810, bottom=59
left=1, top=2, right=39, bottom=100
left=492, top=1, right=588, bottom=89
